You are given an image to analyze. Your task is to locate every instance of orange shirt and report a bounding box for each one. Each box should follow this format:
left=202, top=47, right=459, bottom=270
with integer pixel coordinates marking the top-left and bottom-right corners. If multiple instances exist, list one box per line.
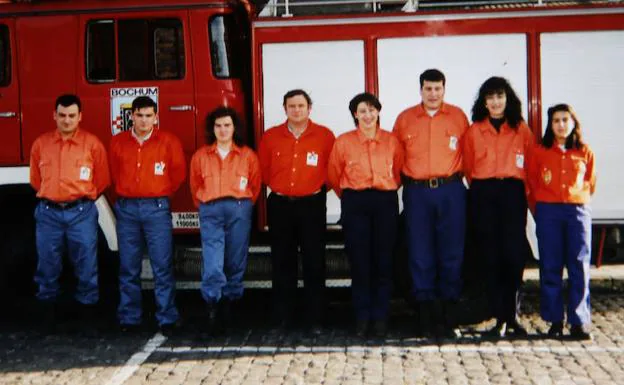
left=189, top=144, right=261, bottom=207
left=30, top=129, right=110, bottom=202
left=463, top=120, right=534, bottom=182
left=393, top=103, right=469, bottom=179
left=528, top=144, right=595, bottom=205
left=109, top=129, right=186, bottom=198
left=328, top=128, right=403, bottom=197
left=258, top=120, right=335, bottom=197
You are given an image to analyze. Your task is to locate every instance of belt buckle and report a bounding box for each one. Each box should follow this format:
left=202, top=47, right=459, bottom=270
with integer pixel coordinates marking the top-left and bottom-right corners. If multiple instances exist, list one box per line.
left=428, top=178, right=439, bottom=188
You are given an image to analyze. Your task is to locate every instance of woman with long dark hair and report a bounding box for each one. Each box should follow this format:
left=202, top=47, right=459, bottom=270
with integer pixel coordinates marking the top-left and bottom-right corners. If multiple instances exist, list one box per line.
left=528, top=104, right=596, bottom=340
left=189, top=106, right=261, bottom=333
left=463, top=76, right=534, bottom=338
left=328, top=92, right=403, bottom=338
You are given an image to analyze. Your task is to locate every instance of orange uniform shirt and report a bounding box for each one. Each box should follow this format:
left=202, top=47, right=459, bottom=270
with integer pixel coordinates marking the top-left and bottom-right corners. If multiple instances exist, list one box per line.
left=463, top=120, right=534, bottom=182
left=109, top=129, right=186, bottom=198
left=528, top=144, right=596, bottom=205
left=393, top=103, right=469, bottom=180
left=328, top=128, right=403, bottom=197
left=189, top=144, right=261, bottom=207
left=258, top=120, right=335, bottom=197
left=30, top=129, right=110, bottom=202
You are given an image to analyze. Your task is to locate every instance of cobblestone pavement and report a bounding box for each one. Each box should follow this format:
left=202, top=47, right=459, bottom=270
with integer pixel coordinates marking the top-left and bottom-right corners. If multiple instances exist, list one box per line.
left=1, top=289, right=624, bottom=385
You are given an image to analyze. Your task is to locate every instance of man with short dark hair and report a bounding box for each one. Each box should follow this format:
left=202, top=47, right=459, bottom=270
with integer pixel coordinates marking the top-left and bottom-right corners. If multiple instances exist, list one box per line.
left=393, top=69, right=470, bottom=338
left=109, top=96, right=186, bottom=335
left=30, top=94, right=110, bottom=328
left=258, top=89, right=335, bottom=335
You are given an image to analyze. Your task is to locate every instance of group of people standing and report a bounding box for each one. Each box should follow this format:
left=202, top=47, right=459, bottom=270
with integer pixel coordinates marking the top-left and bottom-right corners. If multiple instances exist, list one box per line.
left=29, top=67, right=595, bottom=341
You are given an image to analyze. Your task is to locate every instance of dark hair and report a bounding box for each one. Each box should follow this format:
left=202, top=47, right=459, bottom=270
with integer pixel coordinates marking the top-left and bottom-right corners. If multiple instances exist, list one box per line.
left=55, top=94, right=81, bottom=112
left=542, top=103, right=585, bottom=150
left=419, top=69, right=446, bottom=88
left=348, top=92, right=382, bottom=127
left=131, top=96, right=158, bottom=113
left=282, top=89, right=312, bottom=107
left=471, top=76, right=523, bottom=129
left=205, top=106, right=244, bottom=146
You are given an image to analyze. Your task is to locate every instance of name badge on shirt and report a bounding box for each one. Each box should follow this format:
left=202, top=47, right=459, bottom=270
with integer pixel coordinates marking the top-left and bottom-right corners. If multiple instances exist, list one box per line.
left=515, top=154, right=524, bottom=169
left=306, top=151, right=319, bottom=167
left=239, top=176, right=248, bottom=190
left=154, top=162, right=165, bottom=176
left=79, top=166, right=91, bottom=181
left=449, top=136, right=458, bottom=151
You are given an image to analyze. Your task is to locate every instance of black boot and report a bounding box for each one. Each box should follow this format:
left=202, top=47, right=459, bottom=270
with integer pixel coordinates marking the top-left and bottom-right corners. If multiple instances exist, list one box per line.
left=218, top=299, right=233, bottom=334
left=442, top=301, right=462, bottom=340
left=485, top=319, right=507, bottom=338
left=39, top=301, right=58, bottom=334
left=415, top=301, right=434, bottom=338
left=547, top=321, right=563, bottom=339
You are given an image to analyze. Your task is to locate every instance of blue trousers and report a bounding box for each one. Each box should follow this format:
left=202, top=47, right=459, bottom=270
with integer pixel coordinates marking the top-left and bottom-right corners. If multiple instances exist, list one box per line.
left=403, top=180, right=466, bottom=301
left=199, top=198, right=253, bottom=304
left=471, top=178, right=527, bottom=322
left=341, top=189, right=398, bottom=321
left=115, top=197, right=178, bottom=326
left=536, top=203, right=592, bottom=326
left=34, top=200, right=99, bottom=304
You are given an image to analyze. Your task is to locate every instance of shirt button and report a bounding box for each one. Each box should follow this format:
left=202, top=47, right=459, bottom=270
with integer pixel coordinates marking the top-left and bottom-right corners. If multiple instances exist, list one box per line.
left=292, top=168, right=296, bottom=172
left=138, top=148, right=141, bottom=152
left=137, top=163, right=141, bottom=167
left=290, top=182, right=294, bottom=186
left=562, top=170, right=566, bottom=174
left=562, top=184, right=566, bottom=188
left=294, top=154, right=298, bottom=158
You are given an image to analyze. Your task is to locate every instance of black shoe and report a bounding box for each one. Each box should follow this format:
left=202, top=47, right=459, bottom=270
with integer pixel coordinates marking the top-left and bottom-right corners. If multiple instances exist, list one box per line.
left=308, top=323, right=323, bottom=337
left=547, top=322, right=564, bottom=338
left=570, top=325, right=592, bottom=341
left=119, top=323, right=142, bottom=333
left=372, top=320, right=387, bottom=338
left=485, top=320, right=507, bottom=338
left=159, top=323, right=177, bottom=337
left=206, top=303, right=219, bottom=333
left=441, top=327, right=462, bottom=340
left=39, top=301, right=58, bottom=334
left=354, top=319, right=368, bottom=338
left=415, top=301, right=434, bottom=337
left=507, top=319, right=528, bottom=337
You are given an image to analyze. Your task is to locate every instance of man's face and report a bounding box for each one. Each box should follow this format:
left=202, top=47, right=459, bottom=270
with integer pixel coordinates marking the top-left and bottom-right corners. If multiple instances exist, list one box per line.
left=214, top=116, right=235, bottom=143
left=54, top=104, right=82, bottom=135
left=420, top=80, right=445, bottom=111
left=132, top=107, right=158, bottom=135
left=284, top=95, right=311, bottom=126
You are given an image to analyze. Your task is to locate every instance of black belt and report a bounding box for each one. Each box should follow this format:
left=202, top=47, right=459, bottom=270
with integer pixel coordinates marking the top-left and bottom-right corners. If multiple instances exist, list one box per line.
left=402, top=172, right=463, bottom=189
left=42, top=198, right=90, bottom=210
left=272, top=190, right=324, bottom=202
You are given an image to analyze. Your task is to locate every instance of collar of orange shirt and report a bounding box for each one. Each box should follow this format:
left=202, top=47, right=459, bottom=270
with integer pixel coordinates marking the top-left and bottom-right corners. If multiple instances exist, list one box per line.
left=53, top=128, right=84, bottom=143
left=206, top=142, right=243, bottom=155
left=356, top=127, right=382, bottom=143
left=413, top=102, right=451, bottom=118
left=131, top=127, right=154, bottom=144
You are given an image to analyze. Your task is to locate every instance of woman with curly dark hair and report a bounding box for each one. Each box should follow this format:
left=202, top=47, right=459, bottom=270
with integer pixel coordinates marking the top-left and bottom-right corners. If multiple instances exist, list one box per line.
left=189, top=106, right=261, bottom=333
left=528, top=104, right=596, bottom=340
left=463, top=77, right=534, bottom=338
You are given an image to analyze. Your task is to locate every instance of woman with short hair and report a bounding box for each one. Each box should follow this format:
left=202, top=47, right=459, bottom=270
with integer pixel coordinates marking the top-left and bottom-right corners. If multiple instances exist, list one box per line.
left=328, top=92, right=403, bottom=338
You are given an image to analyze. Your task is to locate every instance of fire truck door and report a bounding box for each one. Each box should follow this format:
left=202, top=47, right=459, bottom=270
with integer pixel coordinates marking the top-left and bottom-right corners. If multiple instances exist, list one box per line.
left=0, top=19, right=21, bottom=164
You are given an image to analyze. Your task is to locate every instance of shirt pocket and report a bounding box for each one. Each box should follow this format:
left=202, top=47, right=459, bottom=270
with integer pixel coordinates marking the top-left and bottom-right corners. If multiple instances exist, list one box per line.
left=75, top=157, right=94, bottom=182
left=345, top=153, right=368, bottom=183
left=38, top=159, right=53, bottom=183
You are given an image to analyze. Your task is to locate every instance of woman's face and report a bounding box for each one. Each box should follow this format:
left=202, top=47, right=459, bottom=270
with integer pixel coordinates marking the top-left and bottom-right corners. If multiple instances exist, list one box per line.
left=485, top=91, right=507, bottom=119
left=552, top=110, right=575, bottom=143
left=214, top=115, right=235, bottom=144
left=354, top=102, right=379, bottom=131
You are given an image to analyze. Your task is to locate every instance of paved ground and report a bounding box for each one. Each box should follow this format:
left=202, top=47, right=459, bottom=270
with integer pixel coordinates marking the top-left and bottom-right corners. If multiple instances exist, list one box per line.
left=1, top=267, right=624, bottom=385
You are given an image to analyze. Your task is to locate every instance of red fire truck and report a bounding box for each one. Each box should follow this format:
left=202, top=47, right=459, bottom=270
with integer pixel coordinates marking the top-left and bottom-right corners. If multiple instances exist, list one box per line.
left=1, top=0, right=623, bottom=295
